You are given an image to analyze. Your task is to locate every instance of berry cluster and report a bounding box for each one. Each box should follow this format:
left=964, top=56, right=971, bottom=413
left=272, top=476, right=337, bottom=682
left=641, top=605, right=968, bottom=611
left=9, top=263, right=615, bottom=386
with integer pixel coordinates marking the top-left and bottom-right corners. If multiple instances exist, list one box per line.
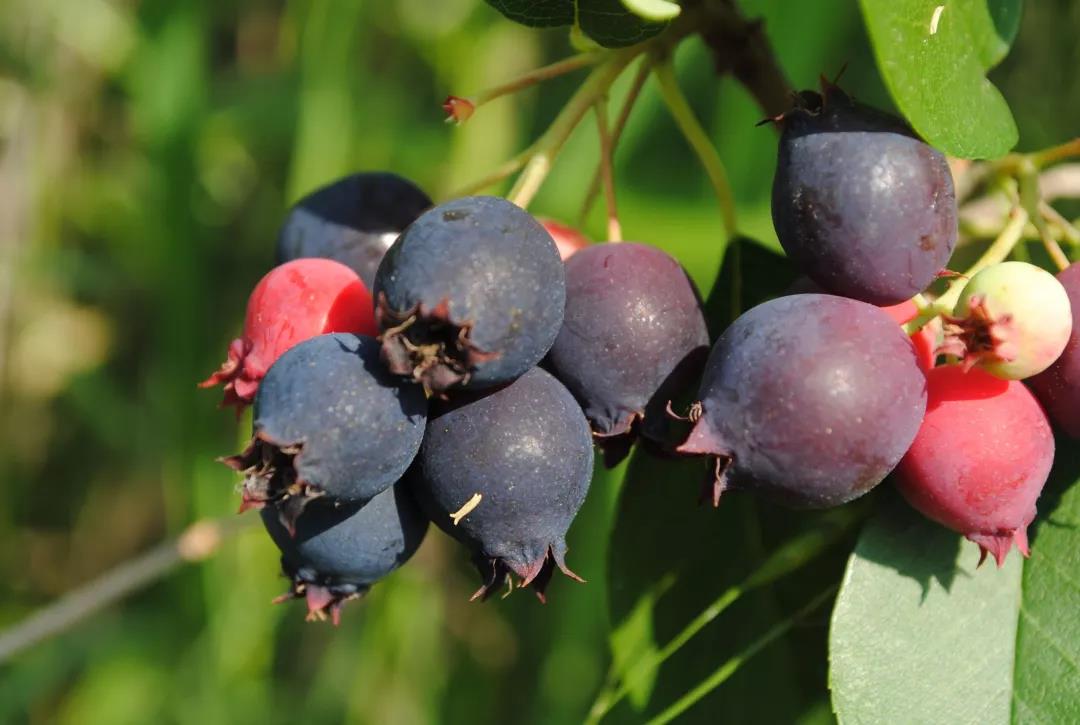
left=205, top=87, right=1079, bottom=623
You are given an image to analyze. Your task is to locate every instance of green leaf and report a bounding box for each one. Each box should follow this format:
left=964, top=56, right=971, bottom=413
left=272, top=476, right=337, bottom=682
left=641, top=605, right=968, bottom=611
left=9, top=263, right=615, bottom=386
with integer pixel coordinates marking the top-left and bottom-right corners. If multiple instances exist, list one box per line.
left=620, top=0, right=681, bottom=22
left=578, top=0, right=668, bottom=47
left=859, top=0, right=1020, bottom=158
left=829, top=438, right=1080, bottom=724
left=484, top=0, right=667, bottom=48
left=484, top=0, right=575, bottom=28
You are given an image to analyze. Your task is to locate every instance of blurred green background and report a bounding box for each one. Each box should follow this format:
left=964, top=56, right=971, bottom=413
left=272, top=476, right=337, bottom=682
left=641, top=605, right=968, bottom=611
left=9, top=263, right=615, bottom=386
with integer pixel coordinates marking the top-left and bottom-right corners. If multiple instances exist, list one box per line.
left=0, top=1, right=1075, bottom=723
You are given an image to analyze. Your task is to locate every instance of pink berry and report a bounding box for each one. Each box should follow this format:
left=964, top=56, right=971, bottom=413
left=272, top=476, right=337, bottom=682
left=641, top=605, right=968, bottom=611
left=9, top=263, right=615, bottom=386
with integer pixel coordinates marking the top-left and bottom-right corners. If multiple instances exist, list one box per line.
left=1029, top=263, right=1080, bottom=437
left=895, top=365, right=1055, bottom=566
left=539, top=218, right=590, bottom=260
left=200, top=259, right=376, bottom=410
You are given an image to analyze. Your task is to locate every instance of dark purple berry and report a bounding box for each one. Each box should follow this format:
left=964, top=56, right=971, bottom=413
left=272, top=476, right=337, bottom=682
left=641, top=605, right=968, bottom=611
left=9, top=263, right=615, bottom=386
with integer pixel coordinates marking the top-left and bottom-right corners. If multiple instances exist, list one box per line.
left=409, top=367, right=593, bottom=601
left=771, top=87, right=957, bottom=305
left=277, top=172, right=432, bottom=288
left=263, top=482, right=428, bottom=624
left=374, top=196, right=566, bottom=394
left=1029, top=262, right=1080, bottom=437
left=547, top=242, right=708, bottom=448
left=679, top=294, right=927, bottom=508
left=223, top=333, right=427, bottom=531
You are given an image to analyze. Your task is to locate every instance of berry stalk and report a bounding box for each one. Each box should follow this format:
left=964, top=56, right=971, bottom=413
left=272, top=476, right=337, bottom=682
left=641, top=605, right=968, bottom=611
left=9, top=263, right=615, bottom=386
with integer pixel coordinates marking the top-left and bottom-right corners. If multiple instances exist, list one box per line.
left=594, top=97, right=622, bottom=241
left=578, top=57, right=653, bottom=225
left=652, top=56, right=737, bottom=238
left=508, top=51, right=639, bottom=209
left=443, top=51, right=606, bottom=123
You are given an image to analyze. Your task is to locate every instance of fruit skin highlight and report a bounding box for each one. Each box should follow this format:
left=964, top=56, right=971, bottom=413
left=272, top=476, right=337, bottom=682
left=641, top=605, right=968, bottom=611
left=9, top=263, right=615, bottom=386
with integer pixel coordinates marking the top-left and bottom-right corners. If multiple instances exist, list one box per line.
left=408, top=367, right=593, bottom=601
left=223, top=333, right=427, bottom=531
left=771, top=87, right=957, bottom=306
left=941, top=261, right=1072, bottom=380
left=679, top=294, right=927, bottom=508
left=276, top=172, right=432, bottom=288
left=547, top=242, right=708, bottom=449
left=1029, top=263, right=1080, bottom=437
left=200, top=258, right=376, bottom=410
left=895, top=365, right=1054, bottom=566
left=262, top=482, right=428, bottom=624
left=374, top=195, right=566, bottom=394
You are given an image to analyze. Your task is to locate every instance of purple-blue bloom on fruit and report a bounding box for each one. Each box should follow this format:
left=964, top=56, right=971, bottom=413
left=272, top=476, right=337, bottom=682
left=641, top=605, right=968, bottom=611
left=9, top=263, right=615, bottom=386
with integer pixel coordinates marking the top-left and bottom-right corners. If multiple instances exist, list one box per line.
left=276, top=172, right=432, bottom=288
left=409, top=367, right=593, bottom=601
left=374, top=196, right=565, bottom=394
left=262, top=482, right=428, bottom=624
left=223, top=333, right=428, bottom=531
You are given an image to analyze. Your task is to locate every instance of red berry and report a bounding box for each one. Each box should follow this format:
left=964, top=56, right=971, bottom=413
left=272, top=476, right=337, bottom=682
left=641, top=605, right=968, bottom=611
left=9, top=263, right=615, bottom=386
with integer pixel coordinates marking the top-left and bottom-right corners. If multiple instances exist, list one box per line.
left=895, top=366, right=1054, bottom=566
left=1029, top=263, right=1080, bottom=437
left=200, top=259, right=376, bottom=410
left=539, top=218, right=590, bottom=260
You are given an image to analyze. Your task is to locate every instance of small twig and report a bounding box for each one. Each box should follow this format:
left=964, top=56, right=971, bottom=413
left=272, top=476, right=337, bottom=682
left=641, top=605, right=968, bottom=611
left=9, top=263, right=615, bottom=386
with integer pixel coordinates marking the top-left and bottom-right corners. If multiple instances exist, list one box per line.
left=1018, top=161, right=1071, bottom=271
left=578, top=57, right=652, bottom=225
left=1040, top=201, right=1080, bottom=248
left=1032, top=137, right=1080, bottom=168
left=0, top=516, right=253, bottom=664
left=652, top=56, right=737, bottom=237
left=644, top=585, right=839, bottom=725
left=694, top=0, right=794, bottom=119
left=445, top=149, right=532, bottom=200
left=594, top=98, right=622, bottom=241
left=507, top=52, right=639, bottom=209
left=455, top=51, right=605, bottom=117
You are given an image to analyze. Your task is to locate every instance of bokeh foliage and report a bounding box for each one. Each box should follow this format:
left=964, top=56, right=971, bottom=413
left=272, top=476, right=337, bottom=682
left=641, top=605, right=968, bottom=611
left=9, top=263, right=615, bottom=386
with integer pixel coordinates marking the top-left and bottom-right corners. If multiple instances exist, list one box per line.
left=0, top=1, right=1075, bottom=723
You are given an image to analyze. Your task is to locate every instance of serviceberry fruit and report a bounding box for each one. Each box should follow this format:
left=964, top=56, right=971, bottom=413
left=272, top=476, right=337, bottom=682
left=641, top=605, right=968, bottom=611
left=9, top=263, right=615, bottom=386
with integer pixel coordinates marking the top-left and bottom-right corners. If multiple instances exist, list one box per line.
left=200, top=258, right=376, bottom=410
left=940, top=261, right=1072, bottom=380
left=772, top=86, right=957, bottom=305
left=547, top=242, right=708, bottom=452
left=1029, top=263, right=1080, bottom=437
left=679, top=294, right=927, bottom=508
left=224, top=333, right=427, bottom=531
left=409, top=367, right=593, bottom=601
left=374, top=196, right=565, bottom=393
left=276, top=172, right=432, bottom=288
left=895, top=365, right=1054, bottom=566
left=263, top=482, right=428, bottom=624
left=539, top=218, right=590, bottom=260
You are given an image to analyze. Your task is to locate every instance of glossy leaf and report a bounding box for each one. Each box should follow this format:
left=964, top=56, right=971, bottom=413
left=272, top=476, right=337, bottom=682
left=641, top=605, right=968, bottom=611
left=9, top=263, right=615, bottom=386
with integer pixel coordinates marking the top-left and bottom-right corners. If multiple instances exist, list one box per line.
left=859, top=0, right=1020, bottom=158
left=483, top=0, right=667, bottom=48
left=830, top=437, right=1080, bottom=723
left=484, top=0, right=574, bottom=27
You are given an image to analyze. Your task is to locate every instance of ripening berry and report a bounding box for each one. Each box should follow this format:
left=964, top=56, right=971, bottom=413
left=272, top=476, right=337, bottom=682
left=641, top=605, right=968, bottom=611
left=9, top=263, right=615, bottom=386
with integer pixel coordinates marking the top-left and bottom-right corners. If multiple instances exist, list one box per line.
left=895, top=365, right=1054, bottom=566
left=200, top=259, right=376, bottom=410
left=940, top=261, right=1072, bottom=380
left=547, top=243, right=708, bottom=453
left=679, top=294, right=927, bottom=508
left=539, top=218, right=590, bottom=260
left=1029, top=263, right=1080, bottom=437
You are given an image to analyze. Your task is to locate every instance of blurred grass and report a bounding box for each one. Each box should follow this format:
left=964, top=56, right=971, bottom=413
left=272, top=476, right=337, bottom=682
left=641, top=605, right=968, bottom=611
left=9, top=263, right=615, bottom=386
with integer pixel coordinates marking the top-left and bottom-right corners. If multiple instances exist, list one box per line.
left=0, top=1, right=1071, bottom=723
